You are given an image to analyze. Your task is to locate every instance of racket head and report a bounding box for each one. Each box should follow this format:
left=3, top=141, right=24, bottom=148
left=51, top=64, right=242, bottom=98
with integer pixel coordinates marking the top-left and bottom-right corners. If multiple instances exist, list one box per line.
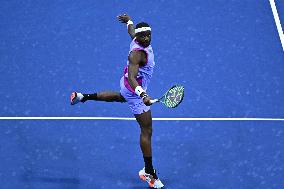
left=160, top=85, right=185, bottom=108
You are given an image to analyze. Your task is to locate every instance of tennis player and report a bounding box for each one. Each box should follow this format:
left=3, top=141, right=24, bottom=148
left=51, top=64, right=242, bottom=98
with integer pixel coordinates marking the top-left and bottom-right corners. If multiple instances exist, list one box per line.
left=70, top=13, right=164, bottom=188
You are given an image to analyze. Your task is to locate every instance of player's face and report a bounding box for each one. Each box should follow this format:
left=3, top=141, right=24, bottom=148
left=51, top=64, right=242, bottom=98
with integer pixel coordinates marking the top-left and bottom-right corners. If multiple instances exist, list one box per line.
left=136, top=31, right=151, bottom=47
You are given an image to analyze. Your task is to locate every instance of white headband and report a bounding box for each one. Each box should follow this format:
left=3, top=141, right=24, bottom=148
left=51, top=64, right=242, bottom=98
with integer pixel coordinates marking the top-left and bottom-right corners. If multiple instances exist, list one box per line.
left=135, top=27, right=151, bottom=34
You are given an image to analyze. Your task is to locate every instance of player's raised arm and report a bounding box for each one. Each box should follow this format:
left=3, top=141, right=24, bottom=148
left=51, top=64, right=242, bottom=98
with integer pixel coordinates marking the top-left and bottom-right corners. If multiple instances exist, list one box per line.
left=117, top=13, right=135, bottom=39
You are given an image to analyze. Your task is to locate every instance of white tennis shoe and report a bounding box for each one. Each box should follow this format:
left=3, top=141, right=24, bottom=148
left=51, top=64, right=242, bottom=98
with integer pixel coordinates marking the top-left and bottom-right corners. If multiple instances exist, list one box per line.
left=70, top=92, right=84, bottom=105
left=139, top=168, right=164, bottom=188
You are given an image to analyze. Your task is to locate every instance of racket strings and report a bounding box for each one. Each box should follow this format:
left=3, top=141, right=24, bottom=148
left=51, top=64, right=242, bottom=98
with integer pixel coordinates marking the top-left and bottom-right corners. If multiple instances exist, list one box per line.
left=164, top=86, right=184, bottom=108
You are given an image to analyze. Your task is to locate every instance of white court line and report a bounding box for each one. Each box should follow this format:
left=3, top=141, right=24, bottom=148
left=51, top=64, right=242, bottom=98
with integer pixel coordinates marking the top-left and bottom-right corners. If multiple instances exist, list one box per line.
left=0, top=117, right=283, bottom=121
left=269, top=0, right=284, bottom=51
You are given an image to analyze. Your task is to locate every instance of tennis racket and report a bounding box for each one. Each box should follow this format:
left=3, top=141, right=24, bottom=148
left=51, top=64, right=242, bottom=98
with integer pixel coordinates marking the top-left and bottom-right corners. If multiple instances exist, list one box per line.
left=150, top=85, right=185, bottom=108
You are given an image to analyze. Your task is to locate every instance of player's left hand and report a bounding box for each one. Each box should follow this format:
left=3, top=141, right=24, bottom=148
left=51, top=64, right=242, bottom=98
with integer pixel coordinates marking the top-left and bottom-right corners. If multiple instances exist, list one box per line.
left=117, top=13, right=131, bottom=23
left=143, top=96, right=152, bottom=106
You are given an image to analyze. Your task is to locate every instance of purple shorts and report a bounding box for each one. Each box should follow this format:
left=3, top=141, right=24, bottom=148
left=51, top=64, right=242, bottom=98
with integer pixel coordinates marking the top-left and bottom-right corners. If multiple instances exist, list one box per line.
left=120, top=77, right=150, bottom=115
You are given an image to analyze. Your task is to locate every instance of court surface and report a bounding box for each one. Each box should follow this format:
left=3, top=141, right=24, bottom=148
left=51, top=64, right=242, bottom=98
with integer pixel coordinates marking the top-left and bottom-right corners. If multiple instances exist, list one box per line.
left=0, top=0, right=284, bottom=189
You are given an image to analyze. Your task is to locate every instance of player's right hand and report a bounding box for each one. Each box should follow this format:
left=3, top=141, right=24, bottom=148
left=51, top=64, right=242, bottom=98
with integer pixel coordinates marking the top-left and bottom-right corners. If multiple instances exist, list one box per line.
left=143, top=96, right=152, bottom=106
left=117, top=13, right=131, bottom=23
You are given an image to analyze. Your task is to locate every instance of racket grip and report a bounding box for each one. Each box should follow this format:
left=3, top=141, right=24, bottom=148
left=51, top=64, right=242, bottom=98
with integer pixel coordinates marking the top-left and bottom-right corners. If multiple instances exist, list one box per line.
left=150, top=99, right=159, bottom=104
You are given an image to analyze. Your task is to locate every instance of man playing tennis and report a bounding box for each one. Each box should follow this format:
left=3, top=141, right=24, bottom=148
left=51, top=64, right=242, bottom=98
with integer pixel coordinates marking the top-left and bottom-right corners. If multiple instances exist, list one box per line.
left=70, top=14, right=164, bottom=188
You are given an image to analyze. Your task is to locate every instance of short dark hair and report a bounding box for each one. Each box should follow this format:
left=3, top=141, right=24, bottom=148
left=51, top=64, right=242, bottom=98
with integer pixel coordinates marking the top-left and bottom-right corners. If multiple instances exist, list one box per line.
left=135, top=22, right=150, bottom=29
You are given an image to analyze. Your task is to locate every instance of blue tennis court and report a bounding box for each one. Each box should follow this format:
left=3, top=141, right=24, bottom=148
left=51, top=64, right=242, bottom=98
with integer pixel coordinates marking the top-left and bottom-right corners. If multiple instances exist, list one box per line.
left=0, top=1, right=284, bottom=189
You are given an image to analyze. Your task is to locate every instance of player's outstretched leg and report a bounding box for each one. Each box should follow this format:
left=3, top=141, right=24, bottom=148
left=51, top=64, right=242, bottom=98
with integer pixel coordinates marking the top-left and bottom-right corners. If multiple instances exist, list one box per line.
left=135, top=110, right=164, bottom=189
left=70, top=91, right=126, bottom=105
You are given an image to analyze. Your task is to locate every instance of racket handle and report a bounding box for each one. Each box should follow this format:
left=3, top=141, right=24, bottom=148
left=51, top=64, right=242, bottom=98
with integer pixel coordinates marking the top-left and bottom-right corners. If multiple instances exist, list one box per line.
left=150, top=99, right=159, bottom=104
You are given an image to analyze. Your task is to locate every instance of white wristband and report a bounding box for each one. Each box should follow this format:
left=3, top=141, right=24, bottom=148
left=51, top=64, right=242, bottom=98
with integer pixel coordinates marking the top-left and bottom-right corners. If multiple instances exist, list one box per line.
left=135, top=86, right=144, bottom=96
left=127, top=20, right=133, bottom=28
